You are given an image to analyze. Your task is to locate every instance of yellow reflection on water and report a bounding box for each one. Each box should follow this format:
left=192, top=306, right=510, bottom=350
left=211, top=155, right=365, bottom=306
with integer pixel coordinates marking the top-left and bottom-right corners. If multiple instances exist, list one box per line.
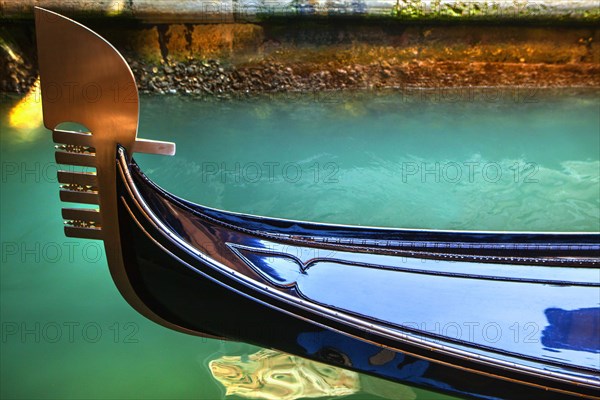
left=7, top=77, right=43, bottom=137
left=107, top=0, right=126, bottom=16
left=209, top=348, right=360, bottom=400
left=1, top=42, right=22, bottom=64
left=340, top=101, right=367, bottom=118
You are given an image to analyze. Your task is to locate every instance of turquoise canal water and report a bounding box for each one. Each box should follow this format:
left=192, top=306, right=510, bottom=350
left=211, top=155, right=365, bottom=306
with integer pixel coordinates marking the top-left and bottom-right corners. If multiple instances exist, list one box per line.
left=1, top=89, right=599, bottom=399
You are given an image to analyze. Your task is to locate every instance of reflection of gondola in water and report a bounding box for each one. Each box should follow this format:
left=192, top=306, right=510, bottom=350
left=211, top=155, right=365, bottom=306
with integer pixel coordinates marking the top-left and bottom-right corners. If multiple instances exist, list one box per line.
left=208, top=347, right=417, bottom=400
left=34, top=7, right=600, bottom=400
left=208, top=348, right=362, bottom=400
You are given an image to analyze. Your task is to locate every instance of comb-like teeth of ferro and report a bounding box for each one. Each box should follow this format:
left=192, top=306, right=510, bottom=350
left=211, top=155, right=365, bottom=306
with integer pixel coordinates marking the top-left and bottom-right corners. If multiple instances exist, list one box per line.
left=53, top=129, right=93, bottom=147
left=54, top=129, right=97, bottom=167
left=62, top=208, right=102, bottom=225
left=64, top=225, right=103, bottom=240
left=55, top=144, right=95, bottom=154
left=61, top=204, right=103, bottom=240
left=59, top=185, right=99, bottom=204
left=58, top=170, right=98, bottom=187
left=54, top=129, right=102, bottom=239
left=55, top=151, right=96, bottom=167
left=60, top=183, right=97, bottom=192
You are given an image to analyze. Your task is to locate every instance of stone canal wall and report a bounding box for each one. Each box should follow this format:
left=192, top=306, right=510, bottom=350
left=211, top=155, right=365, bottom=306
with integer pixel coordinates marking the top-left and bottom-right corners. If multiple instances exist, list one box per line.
left=1, top=0, right=599, bottom=95
left=3, top=1, right=599, bottom=23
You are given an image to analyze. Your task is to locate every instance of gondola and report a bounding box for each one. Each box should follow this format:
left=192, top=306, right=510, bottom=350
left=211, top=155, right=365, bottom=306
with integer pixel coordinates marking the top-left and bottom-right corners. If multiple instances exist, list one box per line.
left=34, top=8, right=600, bottom=400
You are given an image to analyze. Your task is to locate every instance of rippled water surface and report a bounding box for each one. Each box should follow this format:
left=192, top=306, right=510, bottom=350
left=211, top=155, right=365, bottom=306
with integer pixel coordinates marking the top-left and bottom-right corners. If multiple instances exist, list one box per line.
left=1, top=89, right=599, bottom=400
left=137, top=90, right=600, bottom=232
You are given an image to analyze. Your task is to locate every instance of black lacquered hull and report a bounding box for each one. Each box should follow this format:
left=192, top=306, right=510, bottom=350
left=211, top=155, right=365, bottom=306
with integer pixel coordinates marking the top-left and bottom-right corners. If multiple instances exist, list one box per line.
left=33, top=8, right=598, bottom=400
left=115, top=149, right=600, bottom=400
